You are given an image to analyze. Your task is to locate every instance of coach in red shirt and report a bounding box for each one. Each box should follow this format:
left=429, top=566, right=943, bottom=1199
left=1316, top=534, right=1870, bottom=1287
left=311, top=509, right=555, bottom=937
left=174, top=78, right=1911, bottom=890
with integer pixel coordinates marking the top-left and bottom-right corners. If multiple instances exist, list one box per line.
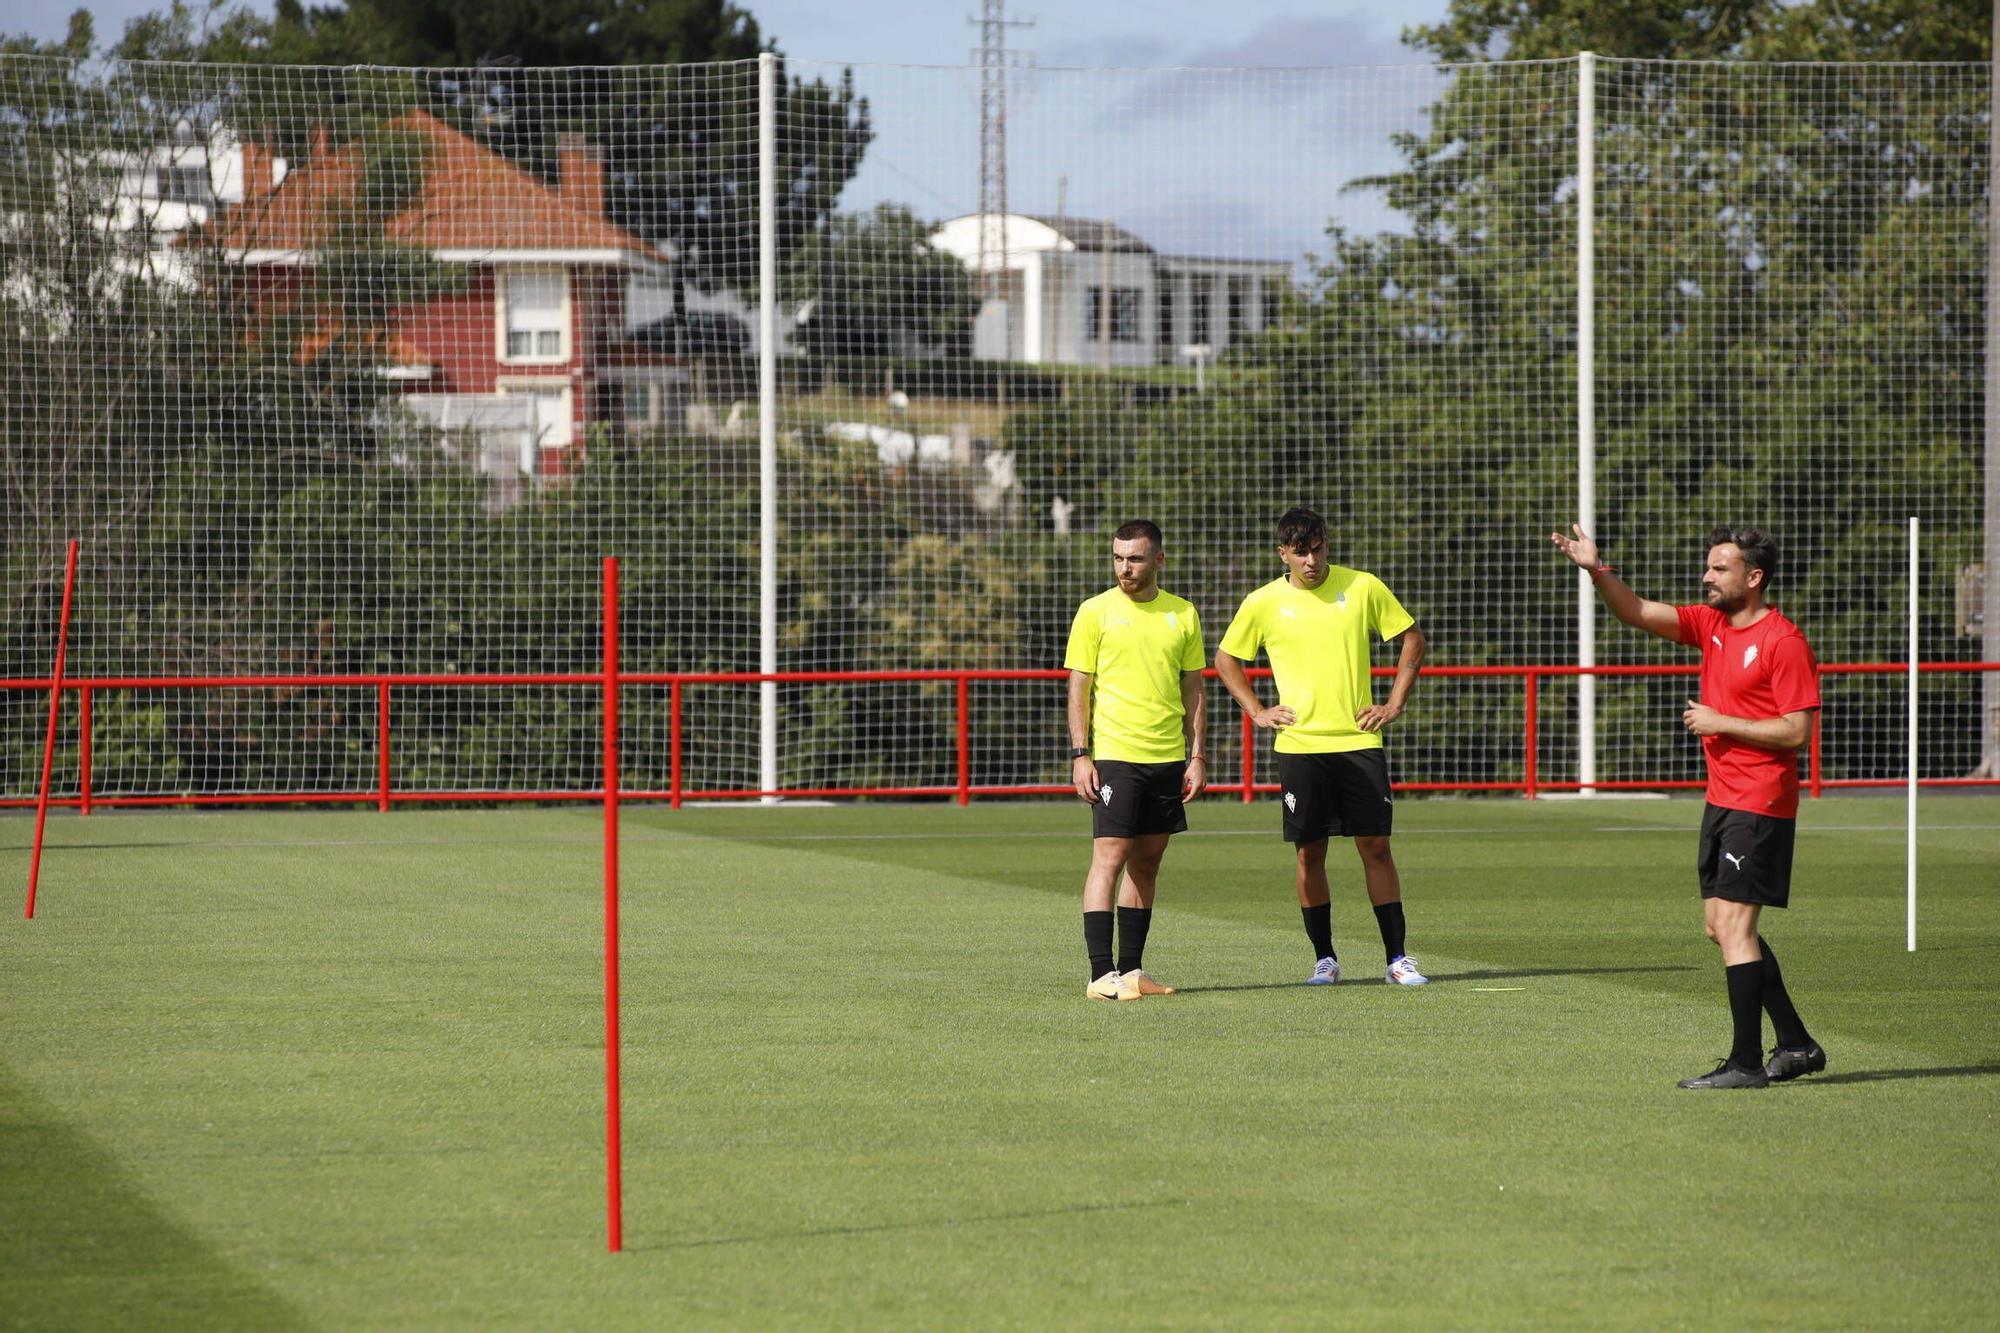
left=1551, top=524, right=1826, bottom=1090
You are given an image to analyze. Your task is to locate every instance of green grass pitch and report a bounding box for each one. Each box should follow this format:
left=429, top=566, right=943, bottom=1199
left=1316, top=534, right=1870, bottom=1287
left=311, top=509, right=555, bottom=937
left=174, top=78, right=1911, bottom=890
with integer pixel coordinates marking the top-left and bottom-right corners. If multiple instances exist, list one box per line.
left=4, top=795, right=1997, bottom=1328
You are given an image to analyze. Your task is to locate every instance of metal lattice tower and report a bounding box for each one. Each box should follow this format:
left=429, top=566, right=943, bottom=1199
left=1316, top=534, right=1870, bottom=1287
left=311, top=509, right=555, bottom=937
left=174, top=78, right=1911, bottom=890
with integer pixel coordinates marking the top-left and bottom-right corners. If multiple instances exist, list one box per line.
left=970, top=1, right=1034, bottom=311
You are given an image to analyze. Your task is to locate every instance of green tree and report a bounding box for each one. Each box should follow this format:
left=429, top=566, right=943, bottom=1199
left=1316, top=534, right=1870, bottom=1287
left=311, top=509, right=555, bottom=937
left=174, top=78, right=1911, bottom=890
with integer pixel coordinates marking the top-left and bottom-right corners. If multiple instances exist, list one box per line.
left=990, top=0, right=1992, bottom=785
left=786, top=203, right=978, bottom=360
left=263, top=0, right=764, bottom=67
left=1367, top=0, right=1991, bottom=777
left=252, top=0, right=872, bottom=307
left=0, top=26, right=469, bottom=791
left=25, top=2, right=874, bottom=306
left=1406, top=0, right=1989, bottom=61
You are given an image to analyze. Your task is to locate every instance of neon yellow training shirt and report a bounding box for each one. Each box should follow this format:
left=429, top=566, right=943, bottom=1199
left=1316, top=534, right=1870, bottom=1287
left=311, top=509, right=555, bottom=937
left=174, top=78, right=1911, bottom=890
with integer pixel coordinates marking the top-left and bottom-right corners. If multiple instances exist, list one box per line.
left=1217, top=567, right=1414, bottom=754
left=1063, top=587, right=1206, bottom=763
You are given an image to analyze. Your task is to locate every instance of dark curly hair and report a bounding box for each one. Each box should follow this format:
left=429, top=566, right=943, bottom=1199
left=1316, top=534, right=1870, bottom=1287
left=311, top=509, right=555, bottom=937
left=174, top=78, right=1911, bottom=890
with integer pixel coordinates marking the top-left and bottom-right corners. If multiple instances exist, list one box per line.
left=1275, top=507, right=1327, bottom=552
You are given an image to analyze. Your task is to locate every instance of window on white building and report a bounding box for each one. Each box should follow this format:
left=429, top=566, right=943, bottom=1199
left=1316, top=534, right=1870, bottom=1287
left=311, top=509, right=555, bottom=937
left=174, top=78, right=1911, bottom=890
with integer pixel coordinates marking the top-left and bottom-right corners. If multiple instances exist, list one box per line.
left=499, top=270, right=568, bottom=363
left=1087, top=285, right=1143, bottom=343
left=156, top=164, right=212, bottom=204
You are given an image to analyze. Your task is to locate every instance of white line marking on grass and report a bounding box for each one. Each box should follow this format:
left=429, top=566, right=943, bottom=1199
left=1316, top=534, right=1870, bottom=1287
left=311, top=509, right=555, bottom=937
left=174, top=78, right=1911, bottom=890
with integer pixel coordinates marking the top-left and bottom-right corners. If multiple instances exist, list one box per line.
left=666, top=823, right=2000, bottom=843
left=0, top=834, right=620, bottom=852
left=662, top=827, right=1668, bottom=843
left=1591, top=824, right=2000, bottom=834
left=1470, top=987, right=1527, bottom=992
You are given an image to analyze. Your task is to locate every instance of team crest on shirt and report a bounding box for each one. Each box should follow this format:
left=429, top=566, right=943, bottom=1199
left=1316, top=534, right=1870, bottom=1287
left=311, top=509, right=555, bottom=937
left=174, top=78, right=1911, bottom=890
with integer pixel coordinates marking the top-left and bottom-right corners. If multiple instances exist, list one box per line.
left=1335, top=593, right=1348, bottom=609
left=1743, top=644, right=1759, bottom=669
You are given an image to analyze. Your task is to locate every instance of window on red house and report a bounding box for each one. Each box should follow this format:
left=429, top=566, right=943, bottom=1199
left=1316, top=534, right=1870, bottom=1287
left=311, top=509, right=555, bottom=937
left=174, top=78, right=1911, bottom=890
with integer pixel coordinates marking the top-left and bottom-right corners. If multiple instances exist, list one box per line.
left=501, top=271, right=567, bottom=362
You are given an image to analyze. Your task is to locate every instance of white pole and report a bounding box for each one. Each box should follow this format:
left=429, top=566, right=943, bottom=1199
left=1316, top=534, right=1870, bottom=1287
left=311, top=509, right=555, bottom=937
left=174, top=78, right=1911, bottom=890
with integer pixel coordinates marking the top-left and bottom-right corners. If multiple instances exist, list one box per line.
left=757, top=52, right=779, bottom=805
left=1908, top=515, right=1919, bottom=950
left=1576, top=52, right=1597, bottom=793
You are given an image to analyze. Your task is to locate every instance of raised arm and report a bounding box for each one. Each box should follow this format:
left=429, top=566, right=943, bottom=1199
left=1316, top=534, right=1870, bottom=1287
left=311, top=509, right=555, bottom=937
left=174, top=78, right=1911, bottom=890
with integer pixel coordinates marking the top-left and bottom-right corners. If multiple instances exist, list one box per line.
left=1549, top=524, right=1683, bottom=643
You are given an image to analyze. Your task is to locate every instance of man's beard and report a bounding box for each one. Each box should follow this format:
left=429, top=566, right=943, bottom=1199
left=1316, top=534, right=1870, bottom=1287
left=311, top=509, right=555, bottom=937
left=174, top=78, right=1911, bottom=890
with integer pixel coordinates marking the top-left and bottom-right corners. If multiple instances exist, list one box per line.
left=1705, top=587, right=1745, bottom=614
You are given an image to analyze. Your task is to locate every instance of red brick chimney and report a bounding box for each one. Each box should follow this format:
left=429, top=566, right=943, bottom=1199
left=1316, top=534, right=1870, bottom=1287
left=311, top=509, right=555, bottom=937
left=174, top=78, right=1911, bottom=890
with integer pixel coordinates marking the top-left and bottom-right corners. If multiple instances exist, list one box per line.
left=240, top=139, right=275, bottom=200
left=557, top=132, right=605, bottom=219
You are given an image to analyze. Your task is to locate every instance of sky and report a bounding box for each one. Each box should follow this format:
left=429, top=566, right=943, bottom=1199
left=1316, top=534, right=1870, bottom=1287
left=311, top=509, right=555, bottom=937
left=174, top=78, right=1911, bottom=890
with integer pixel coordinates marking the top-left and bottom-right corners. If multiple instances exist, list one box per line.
left=763, top=2, right=1458, bottom=261
left=11, top=0, right=1459, bottom=262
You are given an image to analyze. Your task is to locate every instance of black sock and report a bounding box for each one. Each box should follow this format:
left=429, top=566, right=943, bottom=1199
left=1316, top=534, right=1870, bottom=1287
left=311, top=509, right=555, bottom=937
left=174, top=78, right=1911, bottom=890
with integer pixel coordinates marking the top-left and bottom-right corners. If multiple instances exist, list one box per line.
left=1084, top=911, right=1113, bottom=982
left=1373, top=900, right=1407, bottom=964
left=1725, top=961, right=1765, bottom=1070
left=1758, top=936, right=1812, bottom=1050
left=1302, top=903, right=1335, bottom=962
left=1115, top=905, right=1153, bottom=975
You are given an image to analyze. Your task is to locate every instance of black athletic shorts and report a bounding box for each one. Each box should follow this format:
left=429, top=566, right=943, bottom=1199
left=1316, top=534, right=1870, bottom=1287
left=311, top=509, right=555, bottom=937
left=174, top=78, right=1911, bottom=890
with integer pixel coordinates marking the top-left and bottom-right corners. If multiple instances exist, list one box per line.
left=1277, top=749, right=1393, bottom=843
left=1697, top=803, right=1797, bottom=908
left=1091, top=759, right=1190, bottom=839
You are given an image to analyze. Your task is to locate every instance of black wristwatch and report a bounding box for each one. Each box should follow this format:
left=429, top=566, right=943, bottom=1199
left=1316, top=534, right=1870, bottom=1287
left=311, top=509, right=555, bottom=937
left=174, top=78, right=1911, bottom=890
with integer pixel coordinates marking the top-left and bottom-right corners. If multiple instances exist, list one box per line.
left=1069, top=746, right=1091, bottom=760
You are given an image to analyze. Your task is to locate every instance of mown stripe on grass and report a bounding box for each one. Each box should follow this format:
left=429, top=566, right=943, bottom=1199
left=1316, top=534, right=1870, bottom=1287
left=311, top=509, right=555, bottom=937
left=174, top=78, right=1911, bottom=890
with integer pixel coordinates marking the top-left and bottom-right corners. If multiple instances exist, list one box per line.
left=0, top=1062, right=309, bottom=1332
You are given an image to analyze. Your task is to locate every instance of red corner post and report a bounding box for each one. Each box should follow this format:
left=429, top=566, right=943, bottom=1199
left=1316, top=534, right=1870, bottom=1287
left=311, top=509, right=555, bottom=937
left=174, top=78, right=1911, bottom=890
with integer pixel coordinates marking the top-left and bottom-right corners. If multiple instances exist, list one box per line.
left=602, top=557, right=623, bottom=1252
left=669, top=679, right=684, bottom=810
left=377, top=682, right=393, bottom=813
left=25, top=540, right=80, bottom=920
left=956, top=675, right=972, bottom=806
left=78, top=687, right=93, bottom=818
left=1522, top=671, right=1540, bottom=800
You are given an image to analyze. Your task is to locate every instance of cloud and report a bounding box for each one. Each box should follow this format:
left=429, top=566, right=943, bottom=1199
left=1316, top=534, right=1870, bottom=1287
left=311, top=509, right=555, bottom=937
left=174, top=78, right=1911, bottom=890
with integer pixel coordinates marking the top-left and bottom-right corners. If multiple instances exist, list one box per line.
left=1037, top=33, right=1178, bottom=69
left=1118, top=180, right=1406, bottom=269
left=1181, top=15, right=1418, bottom=68
left=1117, top=192, right=1297, bottom=262
left=1100, top=15, right=1436, bottom=130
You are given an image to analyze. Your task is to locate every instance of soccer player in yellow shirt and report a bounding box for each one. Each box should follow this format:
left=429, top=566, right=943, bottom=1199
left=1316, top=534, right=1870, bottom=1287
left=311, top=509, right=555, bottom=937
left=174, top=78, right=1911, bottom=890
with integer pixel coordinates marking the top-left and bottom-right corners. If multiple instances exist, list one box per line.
left=1214, top=507, right=1430, bottom=986
left=1064, top=520, right=1208, bottom=1001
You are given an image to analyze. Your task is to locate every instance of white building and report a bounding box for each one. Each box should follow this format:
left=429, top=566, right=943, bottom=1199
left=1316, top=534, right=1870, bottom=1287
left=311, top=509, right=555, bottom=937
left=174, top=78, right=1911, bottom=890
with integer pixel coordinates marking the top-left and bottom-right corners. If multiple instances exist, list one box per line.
left=929, top=213, right=1291, bottom=367
left=75, top=121, right=288, bottom=287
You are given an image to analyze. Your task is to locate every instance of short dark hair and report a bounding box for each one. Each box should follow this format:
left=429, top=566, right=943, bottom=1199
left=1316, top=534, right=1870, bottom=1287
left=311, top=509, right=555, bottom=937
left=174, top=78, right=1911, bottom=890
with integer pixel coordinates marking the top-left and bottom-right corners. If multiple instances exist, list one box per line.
left=1114, top=519, right=1163, bottom=549
left=1275, top=507, right=1327, bottom=552
left=1707, top=526, right=1778, bottom=589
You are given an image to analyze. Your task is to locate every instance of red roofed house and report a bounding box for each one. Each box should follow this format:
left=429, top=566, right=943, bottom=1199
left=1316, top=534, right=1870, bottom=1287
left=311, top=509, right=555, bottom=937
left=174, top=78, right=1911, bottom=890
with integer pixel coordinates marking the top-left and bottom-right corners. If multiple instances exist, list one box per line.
left=203, top=109, right=683, bottom=482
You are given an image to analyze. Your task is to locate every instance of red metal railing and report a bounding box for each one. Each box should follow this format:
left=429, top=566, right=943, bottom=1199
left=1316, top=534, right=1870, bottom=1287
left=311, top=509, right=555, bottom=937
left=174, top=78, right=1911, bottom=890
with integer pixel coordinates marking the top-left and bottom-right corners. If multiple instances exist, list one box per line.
left=3, top=661, right=1996, bottom=810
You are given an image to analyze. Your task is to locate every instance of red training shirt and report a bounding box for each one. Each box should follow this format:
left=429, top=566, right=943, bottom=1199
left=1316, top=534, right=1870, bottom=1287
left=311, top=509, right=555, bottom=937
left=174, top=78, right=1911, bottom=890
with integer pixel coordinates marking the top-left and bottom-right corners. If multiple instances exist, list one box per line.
left=1675, top=603, right=1822, bottom=819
